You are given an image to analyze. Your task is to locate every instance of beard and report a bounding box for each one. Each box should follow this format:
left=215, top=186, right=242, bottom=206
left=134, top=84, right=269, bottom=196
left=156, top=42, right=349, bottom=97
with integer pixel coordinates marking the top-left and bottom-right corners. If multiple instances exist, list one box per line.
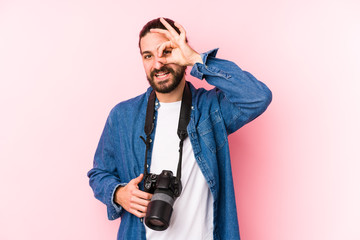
left=147, top=65, right=186, bottom=94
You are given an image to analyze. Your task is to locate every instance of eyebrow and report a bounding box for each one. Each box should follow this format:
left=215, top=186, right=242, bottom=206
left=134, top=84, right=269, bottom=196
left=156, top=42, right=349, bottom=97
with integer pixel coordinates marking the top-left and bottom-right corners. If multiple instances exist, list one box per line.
left=141, top=50, right=152, bottom=55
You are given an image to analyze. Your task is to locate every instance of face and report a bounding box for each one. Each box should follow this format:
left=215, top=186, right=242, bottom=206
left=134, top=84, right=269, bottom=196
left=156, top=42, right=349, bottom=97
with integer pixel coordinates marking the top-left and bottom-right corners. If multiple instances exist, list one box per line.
left=140, top=32, right=186, bottom=94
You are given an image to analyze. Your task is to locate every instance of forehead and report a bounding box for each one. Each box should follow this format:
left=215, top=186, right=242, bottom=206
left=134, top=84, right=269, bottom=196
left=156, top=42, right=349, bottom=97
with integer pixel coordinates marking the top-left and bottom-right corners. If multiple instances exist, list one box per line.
left=140, top=32, right=169, bottom=54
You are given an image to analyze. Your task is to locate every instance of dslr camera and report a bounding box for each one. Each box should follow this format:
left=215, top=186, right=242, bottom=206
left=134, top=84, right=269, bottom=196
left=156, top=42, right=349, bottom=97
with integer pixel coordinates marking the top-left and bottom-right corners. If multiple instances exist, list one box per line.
left=143, top=170, right=182, bottom=231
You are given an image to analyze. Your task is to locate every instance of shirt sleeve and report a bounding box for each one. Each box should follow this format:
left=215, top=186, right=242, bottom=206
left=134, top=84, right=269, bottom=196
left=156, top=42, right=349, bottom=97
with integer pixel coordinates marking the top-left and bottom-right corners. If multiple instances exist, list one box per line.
left=190, top=48, right=272, bottom=134
left=87, top=111, right=128, bottom=220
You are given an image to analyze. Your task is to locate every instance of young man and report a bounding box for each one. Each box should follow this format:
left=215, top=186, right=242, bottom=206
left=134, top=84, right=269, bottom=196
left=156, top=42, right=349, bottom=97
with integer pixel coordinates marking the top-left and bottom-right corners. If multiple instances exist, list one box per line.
left=88, top=17, right=272, bottom=240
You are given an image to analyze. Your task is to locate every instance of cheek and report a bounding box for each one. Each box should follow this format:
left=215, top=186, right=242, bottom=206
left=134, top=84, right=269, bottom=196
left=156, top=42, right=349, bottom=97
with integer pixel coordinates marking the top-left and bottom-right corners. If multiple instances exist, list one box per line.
left=168, top=64, right=181, bottom=70
left=169, top=64, right=183, bottom=74
left=142, top=62, right=152, bottom=75
left=143, top=60, right=153, bottom=72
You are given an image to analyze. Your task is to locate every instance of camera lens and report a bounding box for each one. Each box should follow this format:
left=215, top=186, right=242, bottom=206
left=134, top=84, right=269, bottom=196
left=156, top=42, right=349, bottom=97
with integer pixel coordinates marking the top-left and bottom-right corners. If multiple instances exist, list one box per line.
left=148, top=219, right=165, bottom=227
left=145, top=190, right=175, bottom=231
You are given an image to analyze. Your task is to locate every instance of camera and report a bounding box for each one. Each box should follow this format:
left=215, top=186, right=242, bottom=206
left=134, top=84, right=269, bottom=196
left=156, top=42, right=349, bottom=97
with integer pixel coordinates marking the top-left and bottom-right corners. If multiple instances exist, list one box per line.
left=143, top=170, right=182, bottom=231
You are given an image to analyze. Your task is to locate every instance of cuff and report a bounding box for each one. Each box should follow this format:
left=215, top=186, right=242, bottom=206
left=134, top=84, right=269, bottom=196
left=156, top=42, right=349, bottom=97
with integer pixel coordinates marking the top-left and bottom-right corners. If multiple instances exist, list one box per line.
left=200, top=48, right=219, bottom=63
left=111, top=183, right=127, bottom=211
left=107, top=181, right=127, bottom=220
left=190, top=48, right=231, bottom=80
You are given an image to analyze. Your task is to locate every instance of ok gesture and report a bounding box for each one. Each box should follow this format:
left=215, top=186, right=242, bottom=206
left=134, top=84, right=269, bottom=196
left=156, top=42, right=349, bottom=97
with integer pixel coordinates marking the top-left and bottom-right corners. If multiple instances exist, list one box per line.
left=150, top=18, right=203, bottom=67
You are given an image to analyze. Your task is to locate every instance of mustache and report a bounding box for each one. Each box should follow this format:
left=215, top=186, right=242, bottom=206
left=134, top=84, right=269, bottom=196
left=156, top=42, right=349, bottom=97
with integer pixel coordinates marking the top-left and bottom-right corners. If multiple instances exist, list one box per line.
left=150, top=66, right=175, bottom=78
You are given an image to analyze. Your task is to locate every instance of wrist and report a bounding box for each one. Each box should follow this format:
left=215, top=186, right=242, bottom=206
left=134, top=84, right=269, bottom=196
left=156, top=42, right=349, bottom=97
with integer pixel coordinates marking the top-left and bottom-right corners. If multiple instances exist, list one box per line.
left=188, top=53, right=203, bottom=66
left=114, top=185, right=124, bottom=205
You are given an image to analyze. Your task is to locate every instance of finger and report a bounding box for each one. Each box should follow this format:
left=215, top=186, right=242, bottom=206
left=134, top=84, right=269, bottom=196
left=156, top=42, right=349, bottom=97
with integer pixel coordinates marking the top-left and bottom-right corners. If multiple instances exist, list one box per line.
left=150, top=28, right=173, bottom=41
left=130, top=202, right=148, bottom=213
left=130, top=209, right=146, bottom=218
left=157, top=41, right=172, bottom=57
left=174, top=22, right=187, bottom=42
left=160, top=17, right=179, bottom=38
left=132, top=188, right=153, bottom=200
left=131, top=195, right=151, bottom=207
left=174, top=22, right=186, bottom=36
left=131, top=174, right=144, bottom=185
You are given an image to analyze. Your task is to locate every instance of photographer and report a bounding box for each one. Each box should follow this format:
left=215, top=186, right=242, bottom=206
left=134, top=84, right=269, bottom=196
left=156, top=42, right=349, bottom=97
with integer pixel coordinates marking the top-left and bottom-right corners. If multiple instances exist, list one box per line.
left=88, top=17, right=272, bottom=240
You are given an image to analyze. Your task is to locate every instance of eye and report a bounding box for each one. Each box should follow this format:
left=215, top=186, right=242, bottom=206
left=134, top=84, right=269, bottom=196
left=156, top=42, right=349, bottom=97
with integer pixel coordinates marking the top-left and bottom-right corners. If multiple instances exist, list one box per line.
left=143, top=54, right=152, bottom=60
left=163, top=49, right=172, bottom=55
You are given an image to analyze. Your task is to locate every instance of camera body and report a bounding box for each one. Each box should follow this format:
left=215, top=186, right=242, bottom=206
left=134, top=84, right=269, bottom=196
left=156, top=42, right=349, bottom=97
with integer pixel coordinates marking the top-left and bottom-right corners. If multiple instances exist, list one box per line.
left=144, top=170, right=182, bottom=196
left=143, top=170, right=182, bottom=231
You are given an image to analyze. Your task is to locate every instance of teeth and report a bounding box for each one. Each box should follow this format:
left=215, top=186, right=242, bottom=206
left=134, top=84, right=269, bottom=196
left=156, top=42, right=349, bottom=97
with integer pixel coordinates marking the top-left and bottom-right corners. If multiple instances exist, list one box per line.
left=156, top=72, right=169, bottom=77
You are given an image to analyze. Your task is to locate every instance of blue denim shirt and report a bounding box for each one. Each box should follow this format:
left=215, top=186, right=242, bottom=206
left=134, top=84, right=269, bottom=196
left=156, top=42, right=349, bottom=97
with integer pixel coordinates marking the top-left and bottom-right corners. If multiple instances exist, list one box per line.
left=87, top=49, right=272, bottom=240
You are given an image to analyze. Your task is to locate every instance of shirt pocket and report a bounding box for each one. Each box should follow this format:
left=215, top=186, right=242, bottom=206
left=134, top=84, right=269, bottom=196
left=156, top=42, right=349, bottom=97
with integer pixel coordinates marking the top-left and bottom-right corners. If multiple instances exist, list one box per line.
left=197, top=110, right=227, bottom=153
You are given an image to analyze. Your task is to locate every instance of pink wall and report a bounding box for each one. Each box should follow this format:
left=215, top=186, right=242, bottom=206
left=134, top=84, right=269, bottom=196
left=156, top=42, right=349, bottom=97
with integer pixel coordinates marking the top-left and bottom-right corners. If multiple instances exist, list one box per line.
left=1, top=0, right=359, bottom=239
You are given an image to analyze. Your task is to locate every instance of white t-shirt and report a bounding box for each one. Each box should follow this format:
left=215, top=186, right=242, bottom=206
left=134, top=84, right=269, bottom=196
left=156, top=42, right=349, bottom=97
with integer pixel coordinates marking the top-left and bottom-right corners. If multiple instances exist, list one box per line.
left=145, top=101, right=214, bottom=240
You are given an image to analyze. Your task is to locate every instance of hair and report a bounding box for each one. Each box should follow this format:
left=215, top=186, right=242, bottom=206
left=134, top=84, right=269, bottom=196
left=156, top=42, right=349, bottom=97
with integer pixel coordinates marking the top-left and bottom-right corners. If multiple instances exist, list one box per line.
left=138, top=17, right=188, bottom=50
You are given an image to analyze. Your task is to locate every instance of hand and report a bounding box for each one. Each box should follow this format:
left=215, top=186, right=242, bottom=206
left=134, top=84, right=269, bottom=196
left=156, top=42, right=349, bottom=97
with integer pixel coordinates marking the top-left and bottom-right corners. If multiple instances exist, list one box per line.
left=150, top=18, right=203, bottom=67
left=114, top=174, right=153, bottom=218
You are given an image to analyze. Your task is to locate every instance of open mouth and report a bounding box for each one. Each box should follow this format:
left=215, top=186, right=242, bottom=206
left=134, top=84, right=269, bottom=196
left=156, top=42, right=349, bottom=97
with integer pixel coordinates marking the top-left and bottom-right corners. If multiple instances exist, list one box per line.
left=154, top=71, right=170, bottom=80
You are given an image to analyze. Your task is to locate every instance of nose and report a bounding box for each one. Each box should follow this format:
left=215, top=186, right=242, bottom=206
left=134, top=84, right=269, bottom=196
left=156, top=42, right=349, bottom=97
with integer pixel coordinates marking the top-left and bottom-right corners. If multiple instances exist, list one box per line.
left=154, top=55, right=166, bottom=69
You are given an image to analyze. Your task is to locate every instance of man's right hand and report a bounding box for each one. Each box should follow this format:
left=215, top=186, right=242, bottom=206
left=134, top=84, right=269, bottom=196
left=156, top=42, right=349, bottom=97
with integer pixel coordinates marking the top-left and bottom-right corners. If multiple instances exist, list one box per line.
left=114, top=174, right=153, bottom=218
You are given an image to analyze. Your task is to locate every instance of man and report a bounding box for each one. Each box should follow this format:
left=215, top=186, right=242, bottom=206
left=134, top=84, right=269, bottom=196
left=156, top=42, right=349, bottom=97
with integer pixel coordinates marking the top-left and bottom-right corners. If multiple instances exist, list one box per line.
left=88, top=17, right=272, bottom=240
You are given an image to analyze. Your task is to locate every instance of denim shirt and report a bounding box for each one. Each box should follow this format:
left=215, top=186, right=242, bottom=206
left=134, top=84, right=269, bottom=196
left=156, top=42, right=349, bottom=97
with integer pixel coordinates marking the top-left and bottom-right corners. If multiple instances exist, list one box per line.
left=87, top=49, right=272, bottom=240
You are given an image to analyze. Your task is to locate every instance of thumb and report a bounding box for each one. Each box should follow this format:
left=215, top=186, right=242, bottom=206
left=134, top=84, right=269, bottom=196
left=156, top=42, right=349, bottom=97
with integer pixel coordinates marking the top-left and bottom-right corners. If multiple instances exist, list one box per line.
left=131, top=173, right=144, bottom=185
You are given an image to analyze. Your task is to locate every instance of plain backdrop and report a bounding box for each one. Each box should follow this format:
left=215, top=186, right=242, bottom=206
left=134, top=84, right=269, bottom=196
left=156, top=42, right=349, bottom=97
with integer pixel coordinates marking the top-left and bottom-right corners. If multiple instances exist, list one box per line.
left=0, top=0, right=359, bottom=239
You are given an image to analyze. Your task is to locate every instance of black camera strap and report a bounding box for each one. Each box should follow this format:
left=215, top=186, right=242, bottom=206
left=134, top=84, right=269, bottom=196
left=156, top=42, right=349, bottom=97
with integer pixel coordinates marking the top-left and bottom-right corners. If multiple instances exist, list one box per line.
left=141, top=82, right=192, bottom=183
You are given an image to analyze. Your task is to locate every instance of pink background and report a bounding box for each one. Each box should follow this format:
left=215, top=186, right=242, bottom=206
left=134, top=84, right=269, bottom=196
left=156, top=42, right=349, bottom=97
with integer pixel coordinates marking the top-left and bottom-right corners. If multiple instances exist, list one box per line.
left=1, top=0, right=359, bottom=239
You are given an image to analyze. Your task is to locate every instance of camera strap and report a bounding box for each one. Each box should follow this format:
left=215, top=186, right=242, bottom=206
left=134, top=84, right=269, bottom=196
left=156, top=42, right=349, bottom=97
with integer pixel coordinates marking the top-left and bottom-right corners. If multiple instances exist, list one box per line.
left=141, top=82, right=192, bottom=183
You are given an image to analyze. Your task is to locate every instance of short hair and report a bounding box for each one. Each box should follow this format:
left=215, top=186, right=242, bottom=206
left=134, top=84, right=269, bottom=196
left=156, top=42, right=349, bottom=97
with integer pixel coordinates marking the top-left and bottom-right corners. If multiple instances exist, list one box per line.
left=138, top=17, right=188, bottom=50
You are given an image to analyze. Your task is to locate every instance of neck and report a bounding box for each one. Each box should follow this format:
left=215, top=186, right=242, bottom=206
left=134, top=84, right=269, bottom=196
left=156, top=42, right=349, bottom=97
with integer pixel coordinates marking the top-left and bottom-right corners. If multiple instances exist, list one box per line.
left=155, top=79, right=186, bottom=103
